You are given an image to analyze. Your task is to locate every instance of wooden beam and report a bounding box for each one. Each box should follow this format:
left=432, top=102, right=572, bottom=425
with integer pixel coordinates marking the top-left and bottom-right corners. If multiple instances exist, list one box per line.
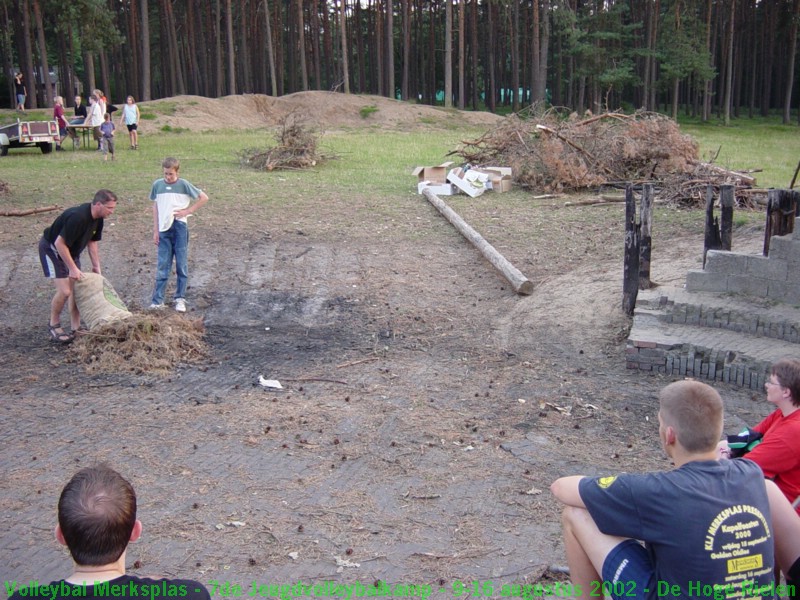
left=0, top=204, right=61, bottom=217
left=622, top=185, right=640, bottom=316
left=422, top=188, right=534, bottom=295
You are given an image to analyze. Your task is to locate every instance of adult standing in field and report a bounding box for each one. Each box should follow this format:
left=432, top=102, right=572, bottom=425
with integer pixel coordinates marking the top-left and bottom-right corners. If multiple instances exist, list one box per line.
left=38, top=190, right=117, bottom=343
left=551, top=380, right=777, bottom=600
left=83, top=94, right=104, bottom=151
left=149, top=157, right=209, bottom=313
left=14, top=73, right=26, bottom=111
left=118, top=95, right=140, bottom=149
left=6, top=465, right=211, bottom=600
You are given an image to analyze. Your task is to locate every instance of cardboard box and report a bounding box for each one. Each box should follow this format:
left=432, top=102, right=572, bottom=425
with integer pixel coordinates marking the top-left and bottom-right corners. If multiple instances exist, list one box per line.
left=474, top=167, right=513, bottom=193
left=412, top=162, right=455, bottom=185
left=491, top=177, right=512, bottom=193
left=480, top=166, right=512, bottom=177
left=417, top=181, right=457, bottom=196
left=447, top=167, right=488, bottom=198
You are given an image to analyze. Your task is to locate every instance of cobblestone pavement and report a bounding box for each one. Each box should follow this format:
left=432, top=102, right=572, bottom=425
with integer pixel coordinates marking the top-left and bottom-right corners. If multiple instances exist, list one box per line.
left=0, top=212, right=768, bottom=599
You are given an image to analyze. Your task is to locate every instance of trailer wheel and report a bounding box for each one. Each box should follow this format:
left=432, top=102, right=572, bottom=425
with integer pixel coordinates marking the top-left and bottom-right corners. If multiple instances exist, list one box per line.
left=39, top=142, right=53, bottom=154
left=0, top=145, right=8, bottom=157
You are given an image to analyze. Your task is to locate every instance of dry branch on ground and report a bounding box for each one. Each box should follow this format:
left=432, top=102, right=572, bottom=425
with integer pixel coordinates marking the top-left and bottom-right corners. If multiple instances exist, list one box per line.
left=453, top=108, right=761, bottom=206
left=238, top=115, right=330, bottom=171
left=69, top=313, right=208, bottom=374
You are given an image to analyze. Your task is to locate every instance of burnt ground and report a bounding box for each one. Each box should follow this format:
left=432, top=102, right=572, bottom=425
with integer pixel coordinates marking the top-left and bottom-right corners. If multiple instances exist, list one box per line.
left=0, top=146, right=771, bottom=595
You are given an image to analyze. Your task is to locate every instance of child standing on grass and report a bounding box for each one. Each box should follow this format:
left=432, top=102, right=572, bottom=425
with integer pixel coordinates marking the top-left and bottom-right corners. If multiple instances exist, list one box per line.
left=100, top=112, right=115, bottom=161
left=149, top=157, right=209, bottom=313
left=119, top=95, right=141, bottom=149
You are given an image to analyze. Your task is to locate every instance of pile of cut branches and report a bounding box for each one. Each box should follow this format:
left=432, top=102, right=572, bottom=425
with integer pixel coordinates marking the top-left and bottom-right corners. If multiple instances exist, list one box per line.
left=238, top=115, right=329, bottom=171
left=453, top=108, right=760, bottom=206
left=69, top=313, right=208, bottom=375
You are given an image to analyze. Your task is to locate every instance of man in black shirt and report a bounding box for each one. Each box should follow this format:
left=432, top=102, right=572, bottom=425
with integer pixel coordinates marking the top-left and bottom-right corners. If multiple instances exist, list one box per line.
left=38, top=190, right=117, bottom=342
left=7, top=466, right=211, bottom=600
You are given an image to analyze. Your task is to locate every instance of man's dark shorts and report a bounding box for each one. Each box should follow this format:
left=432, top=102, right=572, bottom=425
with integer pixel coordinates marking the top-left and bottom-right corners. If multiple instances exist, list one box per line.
left=127, top=123, right=138, bottom=132
left=39, top=237, right=78, bottom=279
left=600, top=539, right=657, bottom=600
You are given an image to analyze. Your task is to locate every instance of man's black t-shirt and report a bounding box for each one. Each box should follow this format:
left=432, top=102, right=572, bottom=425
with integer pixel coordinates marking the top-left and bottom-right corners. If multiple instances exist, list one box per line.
left=43, top=203, right=103, bottom=260
left=8, top=574, right=211, bottom=600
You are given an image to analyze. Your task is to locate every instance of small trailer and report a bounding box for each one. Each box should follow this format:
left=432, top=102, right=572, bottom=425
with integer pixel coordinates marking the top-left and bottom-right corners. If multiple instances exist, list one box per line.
left=0, top=119, right=59, bottom=156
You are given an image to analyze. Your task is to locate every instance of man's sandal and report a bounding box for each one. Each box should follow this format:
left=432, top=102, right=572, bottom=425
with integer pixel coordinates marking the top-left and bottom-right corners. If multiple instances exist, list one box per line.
left=48, top=323, right=75, bottom=344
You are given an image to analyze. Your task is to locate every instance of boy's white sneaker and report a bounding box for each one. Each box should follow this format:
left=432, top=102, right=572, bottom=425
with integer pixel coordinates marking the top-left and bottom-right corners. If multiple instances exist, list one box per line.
left=174, top=298, right=187, bottom=313
left=148, top=303, right=165, bottom=310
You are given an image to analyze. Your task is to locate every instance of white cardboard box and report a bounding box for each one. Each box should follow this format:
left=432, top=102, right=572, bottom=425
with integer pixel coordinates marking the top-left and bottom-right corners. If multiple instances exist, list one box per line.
left=418, top=181, right=457, bottom=195
left=447, top=167, right=488, bottom=198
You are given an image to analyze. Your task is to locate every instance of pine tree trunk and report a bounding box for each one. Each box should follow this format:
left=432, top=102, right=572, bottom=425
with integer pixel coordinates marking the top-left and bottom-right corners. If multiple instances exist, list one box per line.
left=340, top=0, right=350, bottom=94
left=32, top=0, right=52, bottom=106
left=264, top=0, right=278, bottom=95
left=140, top=0, right=151, bottom=100
left=225, top=0, right=236, bottom=94
left=457, top=0, right=464, bottom=109
left=21, top=0, right=37, bottom=108
left=296, top=0, right=308, bottom=90
left=444, top=0, right=452, bottom=107
left=723, top=0, right=734, bottom=125
left=783, top=0, right=800, bottom=123
left=401, top=0, right=409, bottom=100
left=386, top=0, right=394, bottom=98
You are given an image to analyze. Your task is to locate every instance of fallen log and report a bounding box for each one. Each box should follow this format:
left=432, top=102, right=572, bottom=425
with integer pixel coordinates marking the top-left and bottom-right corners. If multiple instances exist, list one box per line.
left=702, top=163, right=756, bottom=186
left=1, top=204, right=61, bottom=217
left=563, top=196, right=626, bottom=207
left=422, top=188, right=534, bottom=295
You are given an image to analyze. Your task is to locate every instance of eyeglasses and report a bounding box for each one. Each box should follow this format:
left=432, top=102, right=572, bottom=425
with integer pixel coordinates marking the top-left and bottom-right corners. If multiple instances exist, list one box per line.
left=765, top=379, right=784, bottom=388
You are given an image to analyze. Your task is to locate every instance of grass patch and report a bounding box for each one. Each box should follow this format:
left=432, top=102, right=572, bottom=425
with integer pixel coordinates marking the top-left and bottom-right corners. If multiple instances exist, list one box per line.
left=160, top=125, right=188, bottom=133
left=679, top=115, right=800, bottom=189
left=0, top=112, right=788, bottom=245
left=149, top=101, right=179, bottom=116
left=139, top=112, right=157, bottom=120
left=359, top=105, right=379, bottom=119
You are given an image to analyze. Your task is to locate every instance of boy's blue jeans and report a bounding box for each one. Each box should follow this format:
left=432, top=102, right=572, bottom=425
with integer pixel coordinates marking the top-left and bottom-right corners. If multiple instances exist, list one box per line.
left=152, top=220, right=188, bottom=304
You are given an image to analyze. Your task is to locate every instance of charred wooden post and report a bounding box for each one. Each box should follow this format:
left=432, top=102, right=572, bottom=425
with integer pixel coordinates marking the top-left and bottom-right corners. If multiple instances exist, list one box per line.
left=623, top=185, right=640, bottom=315
left=421, top=188, right=534, bottom=295
left=703, top=186, right=722, bottom=268
left=720, top=185, right=734, bottom=251
left=764, top=189, right=800, bottom=256
left=638, top=184, right=654, bottom=290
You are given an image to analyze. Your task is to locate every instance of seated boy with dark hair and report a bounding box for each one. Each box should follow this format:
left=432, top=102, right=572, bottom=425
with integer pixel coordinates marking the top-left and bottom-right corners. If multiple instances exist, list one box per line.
left=8, top=465, right=210, bottom=600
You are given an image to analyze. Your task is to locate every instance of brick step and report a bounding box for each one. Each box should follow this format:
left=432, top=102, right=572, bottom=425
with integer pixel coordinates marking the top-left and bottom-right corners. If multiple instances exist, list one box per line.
left=627, top=306, right=799, bottom=389
left=636, top=286, right=800, bottom=345
left=625, top=288, right=800, bottom=389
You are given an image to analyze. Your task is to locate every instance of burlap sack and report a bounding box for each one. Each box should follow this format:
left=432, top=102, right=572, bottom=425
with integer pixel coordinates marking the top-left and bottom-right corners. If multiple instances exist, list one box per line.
left=73, top=272, right=132, bottom=329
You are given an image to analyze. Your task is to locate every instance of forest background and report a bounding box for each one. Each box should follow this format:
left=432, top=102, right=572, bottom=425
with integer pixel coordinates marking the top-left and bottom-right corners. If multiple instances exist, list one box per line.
left=1, top=0, right=800, bottom=124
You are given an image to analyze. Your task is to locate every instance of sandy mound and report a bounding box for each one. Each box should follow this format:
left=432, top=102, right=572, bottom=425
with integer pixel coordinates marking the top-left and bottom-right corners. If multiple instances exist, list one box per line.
left=140, top=91, right=504, bottom=132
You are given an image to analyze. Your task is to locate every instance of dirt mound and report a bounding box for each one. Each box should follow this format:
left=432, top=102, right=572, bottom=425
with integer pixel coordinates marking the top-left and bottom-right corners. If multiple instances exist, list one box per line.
left=141, top=92, right=503, bottom=132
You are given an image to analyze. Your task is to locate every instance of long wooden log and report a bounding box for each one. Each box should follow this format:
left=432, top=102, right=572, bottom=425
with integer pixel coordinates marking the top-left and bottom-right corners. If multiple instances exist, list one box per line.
left=0, top=204, right=61, bottom=217
left=422, top=188, right=534, bottom=295
left=703, top=163, right=756, bottom=186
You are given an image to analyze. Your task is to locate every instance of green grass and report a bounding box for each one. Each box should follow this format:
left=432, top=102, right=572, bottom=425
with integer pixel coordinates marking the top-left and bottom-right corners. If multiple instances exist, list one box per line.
left=0, top=108, right=794, bottom=227
left=359, top=105, right=379, bottom=119
left=679, top=115, right=800, bottom=189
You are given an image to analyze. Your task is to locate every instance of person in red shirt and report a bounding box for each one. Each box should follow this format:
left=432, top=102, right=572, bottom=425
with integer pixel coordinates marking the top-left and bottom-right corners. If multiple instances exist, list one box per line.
left=53, top=96, right=68, bottom=151
left=744, top=358, right=800, bottom=512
